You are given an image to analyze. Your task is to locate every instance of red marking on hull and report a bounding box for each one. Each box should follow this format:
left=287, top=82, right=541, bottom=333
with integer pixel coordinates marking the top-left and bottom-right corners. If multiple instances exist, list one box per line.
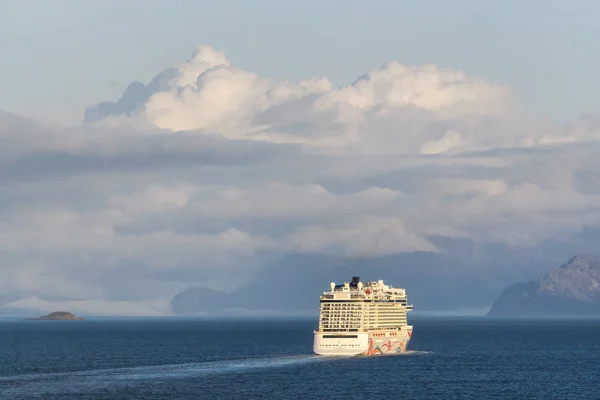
left=367, top=332, right=409, bottom=355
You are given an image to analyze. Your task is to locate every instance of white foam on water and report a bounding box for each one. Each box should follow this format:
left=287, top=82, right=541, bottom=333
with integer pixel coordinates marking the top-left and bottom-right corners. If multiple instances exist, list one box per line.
left=350, top=350, right=434, bottom=358
left=399, top=350, right=435, bottom=355
left=0, top=351, right=433, bottom=396
left=0, top=355, right=328, bottom=396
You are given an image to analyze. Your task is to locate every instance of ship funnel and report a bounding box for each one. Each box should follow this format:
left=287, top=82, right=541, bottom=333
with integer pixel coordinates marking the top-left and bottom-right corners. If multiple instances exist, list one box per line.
left=330, top=282, right=335, bottom=291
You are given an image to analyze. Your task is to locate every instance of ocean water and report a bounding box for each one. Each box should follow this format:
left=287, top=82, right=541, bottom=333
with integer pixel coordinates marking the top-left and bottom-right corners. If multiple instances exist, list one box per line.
left=1, top=317, right=600, bottom=399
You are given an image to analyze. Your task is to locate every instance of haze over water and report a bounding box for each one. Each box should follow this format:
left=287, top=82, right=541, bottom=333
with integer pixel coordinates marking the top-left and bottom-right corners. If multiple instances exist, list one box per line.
left=2, top=1, right=600, bottom=318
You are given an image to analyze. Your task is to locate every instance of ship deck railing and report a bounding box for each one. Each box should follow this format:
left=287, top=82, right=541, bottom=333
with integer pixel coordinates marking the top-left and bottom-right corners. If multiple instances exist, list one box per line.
left=316, top=327, right=406, bottom=333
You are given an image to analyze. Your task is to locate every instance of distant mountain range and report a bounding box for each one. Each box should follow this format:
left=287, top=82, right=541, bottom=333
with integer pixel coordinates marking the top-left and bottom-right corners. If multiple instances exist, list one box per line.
left=172, top=251, right=485, bottom=315
left=171, top=240, right=588, bottom=316
left=487, top=254, right=600, bottom=317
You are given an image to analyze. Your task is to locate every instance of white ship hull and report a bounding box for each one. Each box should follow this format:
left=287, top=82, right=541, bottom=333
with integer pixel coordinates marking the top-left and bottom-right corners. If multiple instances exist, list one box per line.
left=313, top=332, right=369, bottom=356
left=313, top=277, right=414, bottom=356
left=313, top=326, right=413, bottom=356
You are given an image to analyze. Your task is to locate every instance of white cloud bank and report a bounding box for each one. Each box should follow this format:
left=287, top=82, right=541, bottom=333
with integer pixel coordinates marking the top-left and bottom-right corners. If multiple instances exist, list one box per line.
left=86, top=45, right=519, bottom=152
left=1, top=44, right=600, bottom=315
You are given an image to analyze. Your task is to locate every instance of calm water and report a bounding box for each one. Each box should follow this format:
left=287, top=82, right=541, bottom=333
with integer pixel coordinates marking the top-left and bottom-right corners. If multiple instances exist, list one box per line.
left=1, top=317, right=599, bottom=399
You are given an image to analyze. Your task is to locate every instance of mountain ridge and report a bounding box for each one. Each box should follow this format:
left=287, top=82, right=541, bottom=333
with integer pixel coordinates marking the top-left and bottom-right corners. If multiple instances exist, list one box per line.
left=170, top=248, right=559, bottom=316
left=487, top=254, right=600, bottom=317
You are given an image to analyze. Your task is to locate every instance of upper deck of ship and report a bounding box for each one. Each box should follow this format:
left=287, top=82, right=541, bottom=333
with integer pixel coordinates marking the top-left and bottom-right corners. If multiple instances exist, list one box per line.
left=319, top=277, right=413, bottom=309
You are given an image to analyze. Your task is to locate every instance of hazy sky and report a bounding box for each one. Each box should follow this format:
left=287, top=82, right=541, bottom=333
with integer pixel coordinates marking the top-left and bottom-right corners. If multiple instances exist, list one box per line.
left=1, top=1, right=600, bottom=316
left=2, top=0, right=600, bottom=124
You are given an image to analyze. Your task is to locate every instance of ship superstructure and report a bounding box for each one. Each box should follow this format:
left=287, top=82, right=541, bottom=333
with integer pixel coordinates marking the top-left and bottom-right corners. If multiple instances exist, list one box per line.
left=313, top=276, right=414, bottom=356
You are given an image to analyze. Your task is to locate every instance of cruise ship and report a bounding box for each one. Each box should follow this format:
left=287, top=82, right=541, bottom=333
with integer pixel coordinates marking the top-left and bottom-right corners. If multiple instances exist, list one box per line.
left=313, top=277, right=413, bottom=356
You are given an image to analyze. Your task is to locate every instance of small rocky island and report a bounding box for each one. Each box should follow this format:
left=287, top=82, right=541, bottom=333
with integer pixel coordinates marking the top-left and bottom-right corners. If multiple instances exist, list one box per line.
left=27, top=311, right=85, bottom=320
left=487, top=254, right=600, bottom=317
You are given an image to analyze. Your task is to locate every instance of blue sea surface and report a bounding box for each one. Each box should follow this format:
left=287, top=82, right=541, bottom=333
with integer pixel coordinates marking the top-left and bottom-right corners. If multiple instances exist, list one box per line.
left=1, top=317, right=599, bottom=399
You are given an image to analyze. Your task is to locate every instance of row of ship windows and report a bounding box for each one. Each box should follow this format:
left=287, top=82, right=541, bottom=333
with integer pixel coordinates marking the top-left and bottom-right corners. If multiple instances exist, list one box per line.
left=320, top=309, right=406, bottom=313
left=321, top=322, right=407, bottom=324
left=321, top=300, right=407, bottom=302
left=320, top=325, right=406, bottom=329
left=320, top=297, right=407, bottom=301
left=320, top=321, right=406, bottom=324
left=320, top=310, right=406, bottom=314
left=320, top=299, right=408, bottom=306
left=320, top=306, right=364, bottom=309
left=317, top=344, right=362, bottom=348
left=320, top=302, right=407, bottom=305
left=320, top=309, right=407, bottom=312
left=320, top=319, right=407, bottom=322
left=320, top=323, right=407, bottom=327
left=319, top=314, right=407, bottom=317
left=320, top=316, right=407, bottom=320
left=320, top=317, right=406, bottom=319
left=321, top=322, right=408, bottom=324
left=321, top=307, right=406, bottom=310
left=320, top=323, right=407, bottom=326
left=320, top=325, right=360, bottom=329
left=321, top=304, right=405, bottom=307
left=320, top=319, right=406, bottom=322
left=320, top=318, right=407, bottom=322
left=321, top=315, right=407, bottom=318
left=320, top=315, right=406, bottom=322
left=320, top=317, right=407, bottom=321
left=320, top=309, right=406, bottom=311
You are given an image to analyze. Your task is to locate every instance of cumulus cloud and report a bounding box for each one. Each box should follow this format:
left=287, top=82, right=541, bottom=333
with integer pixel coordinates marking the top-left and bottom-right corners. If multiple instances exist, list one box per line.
left=85, top=45, right=525, bottom=152
left=420, top=130, right=466, bottom=154
left=287, top=216, right=437, bottom=256
left=2, top=44, right=600, bottom=315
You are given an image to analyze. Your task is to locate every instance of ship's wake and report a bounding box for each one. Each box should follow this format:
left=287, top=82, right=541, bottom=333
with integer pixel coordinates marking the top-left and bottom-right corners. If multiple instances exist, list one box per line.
left=398, top=350, right=434, bottom=355
left=0, top=355, right=326, bottom=397
left=351, top=350, right=434, bottom=357
left=1, top=351, right=434, bottom=396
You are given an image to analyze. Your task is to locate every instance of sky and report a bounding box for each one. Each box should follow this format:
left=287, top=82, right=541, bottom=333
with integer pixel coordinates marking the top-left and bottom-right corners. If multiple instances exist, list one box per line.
left=2, top=0, right=600, bottom=124
left=1, top=1, right=600, bottom=316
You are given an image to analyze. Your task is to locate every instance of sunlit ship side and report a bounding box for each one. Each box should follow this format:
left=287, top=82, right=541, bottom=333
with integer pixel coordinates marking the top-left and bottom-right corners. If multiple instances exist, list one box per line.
left=313, top=277, right=414, bottom=356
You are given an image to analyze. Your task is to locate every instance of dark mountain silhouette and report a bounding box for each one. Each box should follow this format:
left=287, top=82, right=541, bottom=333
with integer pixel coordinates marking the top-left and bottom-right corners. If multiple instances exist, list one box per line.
left=171, top=249, right=542, bottom=315
left=26, top=311, right=85, bottom=320
left=487, top=254, right=600, bottom=316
